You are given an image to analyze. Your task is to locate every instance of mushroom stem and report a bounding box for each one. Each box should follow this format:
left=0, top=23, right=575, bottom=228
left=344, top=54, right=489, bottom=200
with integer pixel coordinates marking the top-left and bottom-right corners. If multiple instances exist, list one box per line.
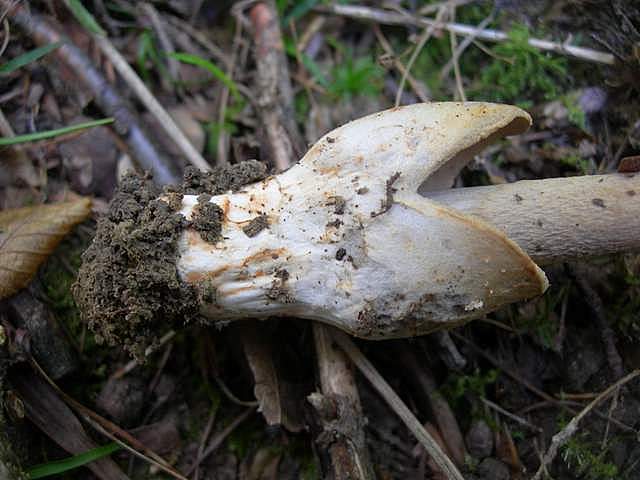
left=427, top=173, right=640, bottom=265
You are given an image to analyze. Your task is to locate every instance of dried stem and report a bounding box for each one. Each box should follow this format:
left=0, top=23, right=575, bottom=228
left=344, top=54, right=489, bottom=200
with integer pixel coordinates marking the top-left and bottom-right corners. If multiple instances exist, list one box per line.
left=0, top=0, right=180, bottom=184
left=333, top=331, right=465, bottom=480
left=311, top=325, right=375, bottom=479
left=248, top=1, right=305, bottom=171
left=394, top=6, right=447, bottom=107
left=319, top=4, right=616, bottom=65
left=531, top=369, right=640, bottom=480
left=140, top=3, right=179, bottom=82
left=90, top=36, right=211, bottom=172
left=373, top=24, right=430, bottom=102
left=568, top=265, right=625, bottom=379
left=397, top=346, right=466, bottom=466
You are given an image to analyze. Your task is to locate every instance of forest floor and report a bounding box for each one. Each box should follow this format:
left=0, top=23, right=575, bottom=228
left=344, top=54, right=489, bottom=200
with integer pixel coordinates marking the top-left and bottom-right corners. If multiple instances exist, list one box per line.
left=1, top=1, right=640, bottom=479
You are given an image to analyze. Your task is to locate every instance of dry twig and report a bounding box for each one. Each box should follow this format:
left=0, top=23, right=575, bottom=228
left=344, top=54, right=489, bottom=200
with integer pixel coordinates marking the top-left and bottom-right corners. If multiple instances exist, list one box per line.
left=373, top=24, right=430, bottom=102
left=0, top=0, right=180, bottom=184
left=319, top=4, right=616, bottom=65
left=395, top=6, right=447, bottom=106
left=28, top=357, right=186, bottom=480
left=568, top=265, right=625, bottom=380
left=89, top=35, right=211, bottom=172
left=447, top=4, right=466, bottom=102
left=247, top=0, right=304, bottom=171
left=185, top=408, right=256, bottom=476
left=532, top=369, right=640, bottom=480
left=140, top=3, right=179, bottom=82
left=333, top=331, right=465, bottom=480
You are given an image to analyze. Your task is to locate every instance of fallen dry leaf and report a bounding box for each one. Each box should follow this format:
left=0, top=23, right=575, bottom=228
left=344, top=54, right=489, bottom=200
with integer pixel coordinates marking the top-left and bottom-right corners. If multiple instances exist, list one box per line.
left=240, top=325, right=304, bottom=432
left=0, top=198, right=91, bottom=299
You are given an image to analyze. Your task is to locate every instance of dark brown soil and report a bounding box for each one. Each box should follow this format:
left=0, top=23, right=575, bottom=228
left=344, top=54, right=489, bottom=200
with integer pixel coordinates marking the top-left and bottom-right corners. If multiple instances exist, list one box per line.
left=73, top=162, right=268, bottom=358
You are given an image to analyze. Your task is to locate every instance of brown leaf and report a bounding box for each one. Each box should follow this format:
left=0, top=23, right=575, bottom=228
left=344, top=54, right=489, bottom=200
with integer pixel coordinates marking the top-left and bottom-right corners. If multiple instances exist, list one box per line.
left=240, top=325, right=304, bottom=432
left=0, top=198, right=91, bottom=299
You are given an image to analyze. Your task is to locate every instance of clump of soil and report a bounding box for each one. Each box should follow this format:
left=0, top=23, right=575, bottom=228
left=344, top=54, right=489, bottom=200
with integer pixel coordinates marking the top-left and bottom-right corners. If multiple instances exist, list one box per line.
left=191, top=194, right=224, bottom=243
left=73, top=173, right=197, bottom=359
left=73, top=161, right=268, bottom=358
left=177, top=160, right=267, bottom=194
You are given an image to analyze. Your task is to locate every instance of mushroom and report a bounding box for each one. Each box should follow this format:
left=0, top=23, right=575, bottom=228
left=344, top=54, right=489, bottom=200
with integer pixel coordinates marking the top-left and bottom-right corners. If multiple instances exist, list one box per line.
left=174, top=102, right=639, bottom=338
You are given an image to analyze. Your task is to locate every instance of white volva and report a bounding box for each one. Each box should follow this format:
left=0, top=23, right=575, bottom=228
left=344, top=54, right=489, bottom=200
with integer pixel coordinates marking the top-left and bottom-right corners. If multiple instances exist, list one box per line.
left=173, top=102, right=640, bottom=338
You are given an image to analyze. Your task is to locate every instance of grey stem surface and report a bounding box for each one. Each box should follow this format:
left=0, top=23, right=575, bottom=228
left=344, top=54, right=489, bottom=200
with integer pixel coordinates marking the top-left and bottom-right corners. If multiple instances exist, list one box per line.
left=427, top=173, right=640, bottom=265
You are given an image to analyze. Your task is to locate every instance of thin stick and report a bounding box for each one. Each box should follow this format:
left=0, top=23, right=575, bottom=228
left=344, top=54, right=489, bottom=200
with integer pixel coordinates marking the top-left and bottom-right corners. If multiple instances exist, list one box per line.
left=248, top=1, right=304, bottom=171
left=454, top=333, right=637, bottom=434
left=394, top=6, right=447, bottom=107
left=1, top=0, right=180, bottom=184
left=319, top=4, right=616, bottom=65
left=93, top=37, right=210, bottom=171
left=165, top=15, right=231, bottom=69
left=531, top=370, right=640, bottom=480
left=447, top=5, right=466, bottom=102
left=480, top=397, right=542, bottom=433
left=110, top=330, right=176, bottom=381
left=216, top=16, right=242, bottom=166
left=194, top=405, right=217, bottom=480
left=333, top=331, right=465, bottom=480
left=29, top=357, right=187, bottom=480
left=440, top=10, right=494, bottom=79
left=140, top=3, right=179, bottom=81
left=373, top=24, right=430, bottom=102
left=185, top=408, right=255, bottom=476
left=247, top=2, right=374, bottom=476
left=312, top=324, right=375, bottom=479
left=0, top=18, right=9, bottom=57
left=569, top=265, right=625, bottom=379
left=213, top=376, right=259, bottom=407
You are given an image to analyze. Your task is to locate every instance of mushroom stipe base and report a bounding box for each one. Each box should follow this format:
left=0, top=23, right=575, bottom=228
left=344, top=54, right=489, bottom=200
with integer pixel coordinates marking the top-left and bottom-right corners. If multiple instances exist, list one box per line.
left=73, top=162, right=267, bottom=358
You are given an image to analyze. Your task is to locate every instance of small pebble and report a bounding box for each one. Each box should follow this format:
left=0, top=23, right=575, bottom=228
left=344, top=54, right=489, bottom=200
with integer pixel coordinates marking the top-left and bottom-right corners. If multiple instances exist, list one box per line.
left=466, top=419, right=494, bottom=458
left=477, top=457, right=510, bottom=480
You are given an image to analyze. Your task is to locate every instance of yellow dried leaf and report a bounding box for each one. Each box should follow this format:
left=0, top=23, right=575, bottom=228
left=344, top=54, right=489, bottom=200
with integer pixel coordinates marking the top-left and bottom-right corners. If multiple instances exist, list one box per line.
left=0, top=198, right=91, bottom=299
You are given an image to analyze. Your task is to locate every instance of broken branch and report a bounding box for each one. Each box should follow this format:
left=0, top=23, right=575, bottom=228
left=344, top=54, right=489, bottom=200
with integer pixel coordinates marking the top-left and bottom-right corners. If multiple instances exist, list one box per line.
left=318, top=4, right=616, bottom=65
left=332, top=331, right=465, bottom=480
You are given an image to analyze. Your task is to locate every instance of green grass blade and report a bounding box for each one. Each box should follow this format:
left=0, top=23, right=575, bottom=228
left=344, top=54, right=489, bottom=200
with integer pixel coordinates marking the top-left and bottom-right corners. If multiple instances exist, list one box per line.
left=0, top=118, right=114, bottom=146
left=169, top=52, right=240, bottom=99
left=0, top=42, right=62, bottom=75
left=65, top=0, right=106, bottom=36
left=27, top=443, right=120, bottom=479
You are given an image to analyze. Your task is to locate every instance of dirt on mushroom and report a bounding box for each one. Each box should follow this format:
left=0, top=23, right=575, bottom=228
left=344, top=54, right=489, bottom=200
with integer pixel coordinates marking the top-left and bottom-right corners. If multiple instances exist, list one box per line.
left=73, top=161, right=268, bottom=358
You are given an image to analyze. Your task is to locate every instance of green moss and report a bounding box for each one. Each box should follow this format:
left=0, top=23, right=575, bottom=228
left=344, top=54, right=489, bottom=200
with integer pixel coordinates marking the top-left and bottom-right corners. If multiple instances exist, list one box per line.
left=473, top=24, right=568, bottom=106
left=42, top=237, right=92, bottom=348
left=441, top=368, right=499, bottom=413
left=557, top=420, right=620, bottom=480
left=561, top=92, right=588, bottom=130
left=326, top=43, right=384, bottom=99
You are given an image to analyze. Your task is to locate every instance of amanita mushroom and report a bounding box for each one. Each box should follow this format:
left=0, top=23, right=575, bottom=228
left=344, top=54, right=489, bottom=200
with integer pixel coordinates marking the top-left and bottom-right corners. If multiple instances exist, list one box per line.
left=172, top=102, right=639, bottom=338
